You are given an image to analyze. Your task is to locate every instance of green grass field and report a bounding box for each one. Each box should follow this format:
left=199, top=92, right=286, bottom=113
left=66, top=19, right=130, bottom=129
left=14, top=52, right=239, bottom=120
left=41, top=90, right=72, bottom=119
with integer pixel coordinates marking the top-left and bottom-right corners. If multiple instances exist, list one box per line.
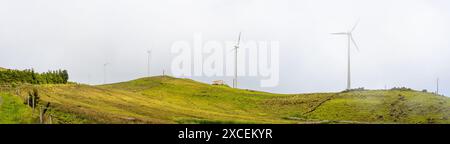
left=0, top=76, right=449, bottom=124
left=0, top=93, right=36, bottom=123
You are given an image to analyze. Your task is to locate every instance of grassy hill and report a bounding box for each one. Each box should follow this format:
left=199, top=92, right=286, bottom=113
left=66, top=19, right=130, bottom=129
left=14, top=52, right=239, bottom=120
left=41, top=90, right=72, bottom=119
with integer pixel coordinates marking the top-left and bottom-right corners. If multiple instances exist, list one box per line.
left=0, top=67, right=7, bottom=71
left=0, top=76, right=449, bottom=124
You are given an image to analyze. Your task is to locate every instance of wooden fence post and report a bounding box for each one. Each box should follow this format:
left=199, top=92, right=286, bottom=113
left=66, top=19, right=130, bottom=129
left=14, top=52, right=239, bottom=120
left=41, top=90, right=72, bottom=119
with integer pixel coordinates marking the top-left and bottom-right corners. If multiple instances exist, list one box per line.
left=39, top=106, right=44, bottom=124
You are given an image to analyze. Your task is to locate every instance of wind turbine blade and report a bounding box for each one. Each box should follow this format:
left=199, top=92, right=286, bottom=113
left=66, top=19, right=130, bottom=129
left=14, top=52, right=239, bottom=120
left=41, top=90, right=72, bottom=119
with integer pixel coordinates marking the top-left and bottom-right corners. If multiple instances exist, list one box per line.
left=350, top=36, right=360, bottom=51
left=331, top=32, right=348, bottom=35
left=236, top=32, right=241, bottom=47
left=351, top=19, right=360, bottom=32
left=230, top=32, right=242, bottom=53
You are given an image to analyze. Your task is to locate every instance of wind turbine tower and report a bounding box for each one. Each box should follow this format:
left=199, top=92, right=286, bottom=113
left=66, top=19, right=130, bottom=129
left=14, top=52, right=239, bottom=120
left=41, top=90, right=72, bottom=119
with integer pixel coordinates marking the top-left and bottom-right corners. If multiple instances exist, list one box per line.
left=103, top=63, right=109, bottom=84
left=232, top=32, right=242, bottom=88
left=437, top=78, right=439, bottom=95
left=331, top=20, right=361, bottom=90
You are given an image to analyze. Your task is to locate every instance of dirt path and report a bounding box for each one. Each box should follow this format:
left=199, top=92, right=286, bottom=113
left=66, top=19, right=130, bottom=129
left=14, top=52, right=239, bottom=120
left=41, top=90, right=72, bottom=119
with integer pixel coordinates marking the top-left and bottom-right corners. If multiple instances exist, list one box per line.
left=286, top=117, right=372, bottom=124
left=388, top=95, right=408, bottom=122
left=302, top=93, right=339, bottom=115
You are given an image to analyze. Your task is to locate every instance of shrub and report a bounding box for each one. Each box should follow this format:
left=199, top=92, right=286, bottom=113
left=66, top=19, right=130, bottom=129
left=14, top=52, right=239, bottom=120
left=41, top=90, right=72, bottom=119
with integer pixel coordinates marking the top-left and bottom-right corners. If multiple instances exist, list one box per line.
left=390, top=87, right=413, bottom=91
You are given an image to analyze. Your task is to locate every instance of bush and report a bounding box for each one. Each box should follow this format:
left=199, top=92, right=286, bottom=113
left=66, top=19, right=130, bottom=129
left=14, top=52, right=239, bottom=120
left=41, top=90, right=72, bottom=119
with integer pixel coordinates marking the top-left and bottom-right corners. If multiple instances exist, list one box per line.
left=26, top=89, right=40, bottom=108
left=390, top=87, right=413, bottom=91
left=342, top=87, right=365, bottom=93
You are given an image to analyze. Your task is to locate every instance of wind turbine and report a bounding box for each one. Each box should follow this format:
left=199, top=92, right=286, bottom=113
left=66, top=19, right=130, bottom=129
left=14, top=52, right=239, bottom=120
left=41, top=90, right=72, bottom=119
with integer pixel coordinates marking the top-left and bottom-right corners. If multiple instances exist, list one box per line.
left=231, top=32, right=241, bottom=88
left=147, top=50, right=152, bottom=77
left=436, top=78, right=439, bottom=95
left=331, top=20, right=360, bottom=90
left=103, top=63, right=109, bottom=84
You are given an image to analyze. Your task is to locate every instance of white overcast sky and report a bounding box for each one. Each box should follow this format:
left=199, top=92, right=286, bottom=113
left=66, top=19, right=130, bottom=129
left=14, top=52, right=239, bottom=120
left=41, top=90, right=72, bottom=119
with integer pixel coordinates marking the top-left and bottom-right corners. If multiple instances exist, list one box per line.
left=0, top=0, right=449, bottom=96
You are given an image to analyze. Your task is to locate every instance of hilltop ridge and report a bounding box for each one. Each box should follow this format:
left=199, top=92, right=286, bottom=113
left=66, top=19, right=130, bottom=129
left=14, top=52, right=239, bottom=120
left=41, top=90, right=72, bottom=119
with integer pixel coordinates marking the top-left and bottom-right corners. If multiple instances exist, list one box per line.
left=0, top=76, right=448, bottom=124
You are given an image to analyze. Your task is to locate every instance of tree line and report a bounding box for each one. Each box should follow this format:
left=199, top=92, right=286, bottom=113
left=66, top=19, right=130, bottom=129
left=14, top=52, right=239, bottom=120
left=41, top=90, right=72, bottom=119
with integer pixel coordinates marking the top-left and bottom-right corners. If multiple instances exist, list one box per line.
left=0, top=69, right=69, bottom=84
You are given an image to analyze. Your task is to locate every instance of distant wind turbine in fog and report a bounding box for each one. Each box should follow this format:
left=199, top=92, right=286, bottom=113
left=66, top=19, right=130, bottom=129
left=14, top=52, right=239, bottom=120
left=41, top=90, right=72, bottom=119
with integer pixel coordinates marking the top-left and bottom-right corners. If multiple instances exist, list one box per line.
left=231, top=32, right=242, bottom=88
left=331, top=20, right=361, bottom=90
left=437, top=78, right=439, bottom=95
left=103, top=63, right=109, bottom=84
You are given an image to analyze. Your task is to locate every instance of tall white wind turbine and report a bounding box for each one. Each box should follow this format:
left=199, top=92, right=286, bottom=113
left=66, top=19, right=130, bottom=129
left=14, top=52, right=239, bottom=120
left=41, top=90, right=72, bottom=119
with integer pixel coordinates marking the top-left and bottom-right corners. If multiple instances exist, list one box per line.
left=103, top=63, right=109, bottom=84
left=331, top=20, right=360, bottom=90
left=231, top=32, right=242, bottom=88
left=437, top=78, right=439, bottom=95
left=147, top=50, right=152, bottom=77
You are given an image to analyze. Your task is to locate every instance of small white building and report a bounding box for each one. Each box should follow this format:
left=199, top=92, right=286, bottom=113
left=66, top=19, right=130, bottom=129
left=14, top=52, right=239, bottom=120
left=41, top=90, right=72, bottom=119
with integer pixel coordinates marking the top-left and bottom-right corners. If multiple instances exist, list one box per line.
left=212, top=80, right=225, bottom=85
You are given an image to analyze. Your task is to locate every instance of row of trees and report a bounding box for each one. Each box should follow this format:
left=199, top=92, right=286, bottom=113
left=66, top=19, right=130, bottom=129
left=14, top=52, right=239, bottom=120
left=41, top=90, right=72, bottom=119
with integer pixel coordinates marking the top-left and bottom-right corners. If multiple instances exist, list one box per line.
left=0, top=69, right=69, bottom=84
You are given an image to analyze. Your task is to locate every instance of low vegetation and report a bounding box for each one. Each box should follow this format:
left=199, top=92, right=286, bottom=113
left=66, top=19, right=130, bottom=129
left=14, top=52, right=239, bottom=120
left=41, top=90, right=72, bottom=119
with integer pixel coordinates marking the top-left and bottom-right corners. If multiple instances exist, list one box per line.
left=0, top=93, right=36, bottom=123
left=0, top=67, right=68, bottom=85
left=0, top=74, right=449, bottom=124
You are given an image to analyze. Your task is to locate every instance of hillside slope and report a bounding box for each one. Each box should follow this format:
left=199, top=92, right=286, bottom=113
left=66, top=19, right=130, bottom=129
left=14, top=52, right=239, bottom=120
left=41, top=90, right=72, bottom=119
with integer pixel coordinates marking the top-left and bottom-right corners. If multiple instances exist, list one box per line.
left=1, top=76, right=449, bottom=124
left=0, top=93, right=36, bottom=123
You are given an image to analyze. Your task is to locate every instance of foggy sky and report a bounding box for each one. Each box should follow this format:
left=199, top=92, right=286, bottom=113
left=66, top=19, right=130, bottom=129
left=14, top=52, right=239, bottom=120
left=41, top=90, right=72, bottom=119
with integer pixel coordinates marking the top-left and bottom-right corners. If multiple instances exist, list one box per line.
left=0, top=0, right=449, bottom=96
